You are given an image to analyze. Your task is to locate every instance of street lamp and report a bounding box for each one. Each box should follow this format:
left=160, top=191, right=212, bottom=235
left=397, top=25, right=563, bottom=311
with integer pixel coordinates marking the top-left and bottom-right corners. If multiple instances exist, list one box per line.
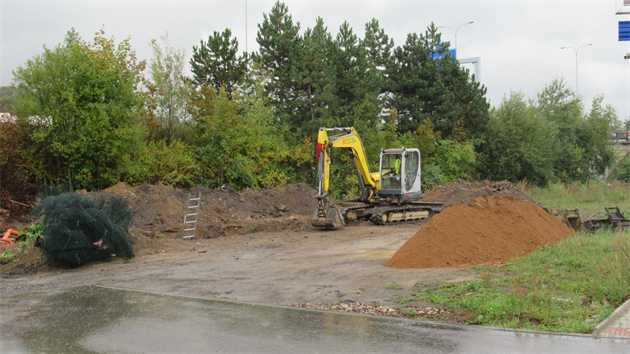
left=438, top=21, right=474, bottom=52
left=560, top=43, right=593, bottom=94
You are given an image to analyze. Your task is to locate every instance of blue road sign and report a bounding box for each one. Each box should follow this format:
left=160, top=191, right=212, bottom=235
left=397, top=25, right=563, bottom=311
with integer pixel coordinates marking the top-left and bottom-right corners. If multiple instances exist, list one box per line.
left=620, top=21, right=630, bottom=41
left=432, top=49, right=457, bottom=59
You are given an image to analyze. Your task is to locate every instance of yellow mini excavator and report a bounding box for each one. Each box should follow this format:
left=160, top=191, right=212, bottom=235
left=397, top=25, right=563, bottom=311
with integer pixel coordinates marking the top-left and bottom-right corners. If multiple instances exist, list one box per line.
left=312, top=127, right=443, bottom=229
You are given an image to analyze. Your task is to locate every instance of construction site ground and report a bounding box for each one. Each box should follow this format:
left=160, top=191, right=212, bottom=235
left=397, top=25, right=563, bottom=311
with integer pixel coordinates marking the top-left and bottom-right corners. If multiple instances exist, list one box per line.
left=1, top=223, right=471, bottom=308
left=2, top=180, right=624, bottom=333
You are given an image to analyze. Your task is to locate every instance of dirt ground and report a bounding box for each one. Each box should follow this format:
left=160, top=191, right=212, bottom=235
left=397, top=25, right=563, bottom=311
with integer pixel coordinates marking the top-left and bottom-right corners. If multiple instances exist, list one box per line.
left=1, top=180, right=537, bottom=308
left=0, top=223, right=470, bottom=307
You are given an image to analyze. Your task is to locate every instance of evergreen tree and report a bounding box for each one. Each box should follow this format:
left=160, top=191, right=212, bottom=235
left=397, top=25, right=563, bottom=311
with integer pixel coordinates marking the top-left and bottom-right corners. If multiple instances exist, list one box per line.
left=388, top=23, right=489, bottom=139
left=253, top=1, right=302, bottom=125
left=333, top=21, right=380, bottom=126
left=361, top=18, right=394, bottom=94
left=190, top=28, right=247, bottom=98
left=294, top=17, right=338, bottom=137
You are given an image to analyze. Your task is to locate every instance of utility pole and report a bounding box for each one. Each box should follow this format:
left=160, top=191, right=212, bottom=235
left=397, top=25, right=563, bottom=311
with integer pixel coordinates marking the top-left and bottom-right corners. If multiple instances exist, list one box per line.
left=560, top=43, right=592, bottom=94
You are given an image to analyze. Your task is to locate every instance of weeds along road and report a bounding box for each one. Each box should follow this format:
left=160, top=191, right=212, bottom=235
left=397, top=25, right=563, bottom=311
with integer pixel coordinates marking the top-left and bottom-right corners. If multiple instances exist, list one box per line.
left=1, top=224, right=470, bottom=307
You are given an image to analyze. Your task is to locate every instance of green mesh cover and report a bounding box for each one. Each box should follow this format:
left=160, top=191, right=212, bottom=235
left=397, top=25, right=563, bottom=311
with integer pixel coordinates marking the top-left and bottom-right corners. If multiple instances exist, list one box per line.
left=34, top=193, right=134, bottom=268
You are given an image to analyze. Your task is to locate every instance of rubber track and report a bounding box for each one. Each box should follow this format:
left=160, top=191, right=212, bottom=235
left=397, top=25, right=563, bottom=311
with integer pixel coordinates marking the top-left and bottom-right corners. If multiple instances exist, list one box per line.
left=371, top=205, right=435, bottom=226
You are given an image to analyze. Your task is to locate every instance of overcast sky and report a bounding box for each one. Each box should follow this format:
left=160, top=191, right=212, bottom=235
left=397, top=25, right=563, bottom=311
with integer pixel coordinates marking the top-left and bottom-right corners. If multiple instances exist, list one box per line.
left=2, top=0, right=629, bottom=120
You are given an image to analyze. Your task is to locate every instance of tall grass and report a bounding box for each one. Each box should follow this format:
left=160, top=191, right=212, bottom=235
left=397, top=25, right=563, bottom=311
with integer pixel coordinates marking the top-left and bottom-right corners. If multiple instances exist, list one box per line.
left=396, top=229, right=630, bottom=333
left=528, top=181, right=630, bottom=211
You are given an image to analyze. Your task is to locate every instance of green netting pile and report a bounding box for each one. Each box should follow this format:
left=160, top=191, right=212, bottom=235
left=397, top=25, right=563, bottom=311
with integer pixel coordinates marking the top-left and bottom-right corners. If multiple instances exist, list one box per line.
left=34, top=193, right=135, bottom=268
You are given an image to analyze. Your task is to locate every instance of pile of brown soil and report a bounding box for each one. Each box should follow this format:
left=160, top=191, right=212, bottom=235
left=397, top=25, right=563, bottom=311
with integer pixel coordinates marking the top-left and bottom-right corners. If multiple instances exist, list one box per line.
left=421, top=180, right=538, bottom=208
left=101, top=183, right=317, bottom=238
left=384, top=196, right=573, bottom=269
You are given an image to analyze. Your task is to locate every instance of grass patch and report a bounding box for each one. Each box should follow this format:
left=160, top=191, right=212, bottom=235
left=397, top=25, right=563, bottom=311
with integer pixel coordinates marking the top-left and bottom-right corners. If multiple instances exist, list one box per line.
left=528, top=181, right=630, bottom=211
left=385, top=282, right=403, bottom=290
left=394, top=229, right=630, bottom=333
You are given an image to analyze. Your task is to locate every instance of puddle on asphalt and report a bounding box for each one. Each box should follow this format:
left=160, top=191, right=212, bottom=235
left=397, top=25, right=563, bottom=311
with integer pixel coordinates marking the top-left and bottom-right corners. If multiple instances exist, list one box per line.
left=1, top=286, right=628, bottom=354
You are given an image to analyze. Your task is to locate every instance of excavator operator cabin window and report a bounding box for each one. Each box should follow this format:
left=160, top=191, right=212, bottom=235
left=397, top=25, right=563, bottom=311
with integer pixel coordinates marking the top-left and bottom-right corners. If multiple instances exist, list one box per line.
left=404, top=151, right=419, bottom=191
left=381, top=154, right=402, bottom=190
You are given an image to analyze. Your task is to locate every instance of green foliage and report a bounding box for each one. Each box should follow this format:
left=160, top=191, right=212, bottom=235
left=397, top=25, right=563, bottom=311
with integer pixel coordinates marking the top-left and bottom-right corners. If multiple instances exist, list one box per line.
left=479, top=92, right=556, bottom=185
left=147, top=33, right=191, bottom=144
left=481, top=80, right=617, bottom=186
left=528, top=181, right=630, bottom=211
left=253, top=1, right=302, bottom=127
left=361, top=18, right=394, bottom=93
left=396, top=229, right=630, bottom=333
left=0, top=86, right=17, bottom=113
left=385, top=282, right=403, bottom=290
left=190, top=28, right=247, bottom=98
left=12, top=28, right=146, bottom=190
left=615, top=159, right=630, bottom=183
left=293, top=17, right=338, bottom=138
left=125, top=140, right=202, bottom=188
left=421, top=164, right=445, bottom=190
left=189, top=84, right=310, bottom=190
left=387, top=23, right=489, bottom=139
left=431, top=140, right=477, bottom=183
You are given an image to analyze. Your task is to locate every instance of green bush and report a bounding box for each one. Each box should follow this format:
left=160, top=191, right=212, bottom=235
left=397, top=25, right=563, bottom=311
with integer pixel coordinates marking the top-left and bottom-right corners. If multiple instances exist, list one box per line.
left=124, top=140, right=202, bottom=188
left=615, top=159, right=630, bottom=183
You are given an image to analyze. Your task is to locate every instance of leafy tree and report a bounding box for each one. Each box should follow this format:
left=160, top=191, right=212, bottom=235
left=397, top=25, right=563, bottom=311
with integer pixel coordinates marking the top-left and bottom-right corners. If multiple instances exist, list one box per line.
left=479, top=92, right=556, bottom=185
left=189, top=86, right=246, bottom=187
left=580, top=95, right=616, bottom=177
left=148, top=33, right=190, bottom=144
left=536, top=78, right=605, bottom=182
left=190, top=28, right=247, bottom=98
left=253, top=1, right=302, bottom=126
left=0, top=86, right=17, bottom=113
left=12, top=29, right=146, bottom=190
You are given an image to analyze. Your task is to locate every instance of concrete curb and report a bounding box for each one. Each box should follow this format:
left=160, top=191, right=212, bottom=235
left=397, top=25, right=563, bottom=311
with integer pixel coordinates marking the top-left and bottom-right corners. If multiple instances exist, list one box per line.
left=593, top=296, right=630, bottom=337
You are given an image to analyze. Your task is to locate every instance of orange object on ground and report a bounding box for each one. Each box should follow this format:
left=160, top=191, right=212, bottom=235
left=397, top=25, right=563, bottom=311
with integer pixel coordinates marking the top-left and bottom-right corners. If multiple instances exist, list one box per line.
left=384, top=196, right=574, bottom=269
left=0, top=229, right=20, bottom=249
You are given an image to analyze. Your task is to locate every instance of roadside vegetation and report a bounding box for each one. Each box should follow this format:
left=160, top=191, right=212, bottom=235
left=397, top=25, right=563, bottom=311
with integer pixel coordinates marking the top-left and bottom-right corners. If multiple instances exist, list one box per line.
left=393, top=228, right=630, bottom=333
left=528, top=181, right=630, bottom=212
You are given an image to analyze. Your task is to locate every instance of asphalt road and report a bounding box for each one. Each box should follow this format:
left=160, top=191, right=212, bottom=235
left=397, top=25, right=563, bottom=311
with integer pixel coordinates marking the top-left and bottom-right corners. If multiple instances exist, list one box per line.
left=1, top=286, right=628, bottom=354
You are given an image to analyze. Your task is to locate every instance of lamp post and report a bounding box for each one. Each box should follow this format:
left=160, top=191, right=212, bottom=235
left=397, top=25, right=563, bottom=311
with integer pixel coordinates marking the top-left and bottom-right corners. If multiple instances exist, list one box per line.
left=560, top=43, right=592, bottom=94
left=438, top=21, right=474, bottom=53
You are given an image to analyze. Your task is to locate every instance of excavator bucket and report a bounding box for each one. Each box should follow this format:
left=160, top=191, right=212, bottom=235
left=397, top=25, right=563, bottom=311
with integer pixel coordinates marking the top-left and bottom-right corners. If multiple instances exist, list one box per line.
left=560, top=209, right=584, bottom=232
left=312, top=196, right=344, bottom=229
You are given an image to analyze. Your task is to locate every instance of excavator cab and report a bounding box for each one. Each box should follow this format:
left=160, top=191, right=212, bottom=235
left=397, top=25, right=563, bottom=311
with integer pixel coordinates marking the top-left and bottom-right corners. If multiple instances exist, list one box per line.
left=378, top=148, right=422, bottom=202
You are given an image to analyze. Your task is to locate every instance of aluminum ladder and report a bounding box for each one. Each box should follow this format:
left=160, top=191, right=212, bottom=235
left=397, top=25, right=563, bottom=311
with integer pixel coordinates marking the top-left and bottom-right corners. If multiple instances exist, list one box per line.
left=182, top=192, right=201, bottom=239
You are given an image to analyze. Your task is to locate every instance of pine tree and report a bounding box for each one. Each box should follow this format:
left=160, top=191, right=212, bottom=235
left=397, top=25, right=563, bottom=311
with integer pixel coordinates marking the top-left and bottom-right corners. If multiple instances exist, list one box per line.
left=294, top=17, right=338, bottom=137
left=361, top=18, right=394, bottom=94
left=190, top=28, right=247, bottom=98
left=333, top=21, right=380, bottom=127
left=387, top=23, right=489, bottom=139
left=253, top=1, right=302, bottom=125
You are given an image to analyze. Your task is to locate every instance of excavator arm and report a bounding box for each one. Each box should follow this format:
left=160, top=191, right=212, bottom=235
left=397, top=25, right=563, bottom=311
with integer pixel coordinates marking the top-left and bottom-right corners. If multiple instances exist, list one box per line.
left=313, top=127, right=379, bottom=228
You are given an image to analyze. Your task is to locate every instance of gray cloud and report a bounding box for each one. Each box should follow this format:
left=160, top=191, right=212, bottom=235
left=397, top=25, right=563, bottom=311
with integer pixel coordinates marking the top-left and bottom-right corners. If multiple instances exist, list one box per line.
left=2, top=0, right=629, bottom=119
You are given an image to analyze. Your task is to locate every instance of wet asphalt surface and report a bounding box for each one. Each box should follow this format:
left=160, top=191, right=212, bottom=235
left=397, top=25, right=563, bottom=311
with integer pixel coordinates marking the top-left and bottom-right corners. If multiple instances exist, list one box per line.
left=1, top=286, right=629, bottom=354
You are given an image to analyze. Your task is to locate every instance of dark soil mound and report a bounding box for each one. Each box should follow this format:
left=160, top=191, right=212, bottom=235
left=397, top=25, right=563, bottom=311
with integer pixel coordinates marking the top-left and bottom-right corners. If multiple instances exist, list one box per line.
left=101, top=183, right=317, bottom=238
left=421, top=180, right=538, bottom=207
left=384, top=196, right=573, bottom=269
